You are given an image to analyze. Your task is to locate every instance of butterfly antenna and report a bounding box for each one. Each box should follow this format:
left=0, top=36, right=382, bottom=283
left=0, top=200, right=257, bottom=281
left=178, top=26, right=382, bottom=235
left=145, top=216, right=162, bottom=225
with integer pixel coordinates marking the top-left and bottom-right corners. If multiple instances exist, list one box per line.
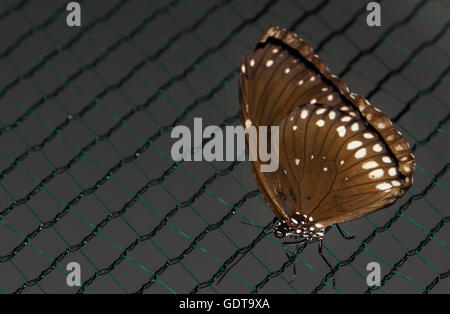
left=282, top=243, right=300, bottom=286
left=216, top=248, right=252, bottom=285
left=241, top=221, right=265, bottom=229
left=241, top=221, right=274, bottom=237
left=318, top=239, right=336, bottom=287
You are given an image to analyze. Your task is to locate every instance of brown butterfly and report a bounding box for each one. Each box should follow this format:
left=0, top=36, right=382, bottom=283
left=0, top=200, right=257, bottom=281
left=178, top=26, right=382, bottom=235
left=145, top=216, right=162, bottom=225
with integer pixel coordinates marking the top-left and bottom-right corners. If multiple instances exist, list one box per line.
left=237, top=26, right=415, bottom=285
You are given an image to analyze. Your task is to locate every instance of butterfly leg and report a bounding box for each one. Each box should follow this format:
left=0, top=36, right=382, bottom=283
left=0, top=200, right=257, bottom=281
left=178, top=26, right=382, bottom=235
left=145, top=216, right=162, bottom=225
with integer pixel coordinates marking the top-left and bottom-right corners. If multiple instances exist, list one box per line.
left=318, top=240, right=336, bottom=287
left=282, top=243, right=299, bottom=286
left=335, top=224, right=355, bottom=240
left=281, top=238, right=307, bottom=285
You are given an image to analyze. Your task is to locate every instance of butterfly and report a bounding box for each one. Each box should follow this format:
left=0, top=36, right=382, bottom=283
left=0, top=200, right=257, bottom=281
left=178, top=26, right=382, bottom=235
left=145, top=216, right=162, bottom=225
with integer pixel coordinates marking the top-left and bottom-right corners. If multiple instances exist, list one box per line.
left=237, top=26, right=415, bottom=285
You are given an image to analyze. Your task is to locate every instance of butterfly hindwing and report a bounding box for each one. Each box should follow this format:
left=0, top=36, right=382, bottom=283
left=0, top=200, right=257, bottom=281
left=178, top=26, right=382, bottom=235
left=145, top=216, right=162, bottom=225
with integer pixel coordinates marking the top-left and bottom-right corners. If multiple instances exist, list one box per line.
left=277, top=105, right=406, bottom=228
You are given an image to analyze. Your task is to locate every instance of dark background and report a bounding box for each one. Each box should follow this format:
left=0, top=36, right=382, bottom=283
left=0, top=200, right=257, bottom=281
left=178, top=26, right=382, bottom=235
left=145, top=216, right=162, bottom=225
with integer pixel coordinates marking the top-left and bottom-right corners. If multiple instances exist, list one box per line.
left=0, top=0, right=448, bottom=294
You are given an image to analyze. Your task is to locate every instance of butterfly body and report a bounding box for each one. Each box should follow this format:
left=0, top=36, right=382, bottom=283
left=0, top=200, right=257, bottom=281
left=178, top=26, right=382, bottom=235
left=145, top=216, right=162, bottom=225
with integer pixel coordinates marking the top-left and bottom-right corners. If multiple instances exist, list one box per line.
left=239, top=26, right=415, bottom=241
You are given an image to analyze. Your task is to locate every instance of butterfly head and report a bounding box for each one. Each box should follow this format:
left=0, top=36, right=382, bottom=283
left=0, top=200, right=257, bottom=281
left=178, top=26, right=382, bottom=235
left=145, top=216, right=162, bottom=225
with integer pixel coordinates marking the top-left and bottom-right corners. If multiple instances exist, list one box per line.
left=274, top=216, right=325, bottom=241
left=274, top=222, right=288, bottom=239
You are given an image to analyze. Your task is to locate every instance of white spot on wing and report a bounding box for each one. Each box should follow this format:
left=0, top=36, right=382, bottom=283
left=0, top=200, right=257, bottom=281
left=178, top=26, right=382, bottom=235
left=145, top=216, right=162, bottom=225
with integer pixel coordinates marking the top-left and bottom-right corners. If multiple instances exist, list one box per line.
left=355, top=148, right=367, bottom=159
left=369, top=169, right=384, bottom=179
left=337, top=126, right=346, bottom=137
left=316, top=108, right=326, bottom=115
left=362, top=161, right=379, bottom=169
left=347, top=141, right=362, bottom=150
left=376, top=182, right=392, bottom=191
left=388, top=168, right=397, bottom=176
left=373, top=144, right=383, bottom=152
left=301, top=110, right=309, bottom=119
left=377, top=122, right=386, bottom=129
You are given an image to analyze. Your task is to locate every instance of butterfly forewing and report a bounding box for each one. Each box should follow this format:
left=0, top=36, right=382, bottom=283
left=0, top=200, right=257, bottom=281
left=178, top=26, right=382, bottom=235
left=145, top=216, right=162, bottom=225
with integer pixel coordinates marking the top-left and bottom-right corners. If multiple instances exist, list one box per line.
left=239, top=26, right=415, bottom=232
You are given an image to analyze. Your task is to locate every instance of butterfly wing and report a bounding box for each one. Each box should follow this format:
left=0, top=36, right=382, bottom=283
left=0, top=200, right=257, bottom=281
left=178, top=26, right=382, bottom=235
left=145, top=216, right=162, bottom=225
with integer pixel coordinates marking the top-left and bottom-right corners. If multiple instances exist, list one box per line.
left=277, top=104, right=410, bottom=228
left=239, top=29, right=343, bottom=128
left=239, top=26, right=415, bottom=228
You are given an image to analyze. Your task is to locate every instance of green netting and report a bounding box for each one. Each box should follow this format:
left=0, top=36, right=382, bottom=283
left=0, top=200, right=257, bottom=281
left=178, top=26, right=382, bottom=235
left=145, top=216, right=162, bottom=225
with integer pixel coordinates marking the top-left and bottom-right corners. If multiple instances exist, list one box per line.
left=0, top=0, right=448, bottom=294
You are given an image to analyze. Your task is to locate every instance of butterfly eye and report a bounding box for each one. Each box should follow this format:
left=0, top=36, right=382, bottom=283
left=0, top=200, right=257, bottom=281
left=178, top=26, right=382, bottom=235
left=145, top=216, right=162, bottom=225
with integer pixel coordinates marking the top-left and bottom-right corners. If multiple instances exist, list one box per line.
left=274, top=229, right=285, bottom=239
